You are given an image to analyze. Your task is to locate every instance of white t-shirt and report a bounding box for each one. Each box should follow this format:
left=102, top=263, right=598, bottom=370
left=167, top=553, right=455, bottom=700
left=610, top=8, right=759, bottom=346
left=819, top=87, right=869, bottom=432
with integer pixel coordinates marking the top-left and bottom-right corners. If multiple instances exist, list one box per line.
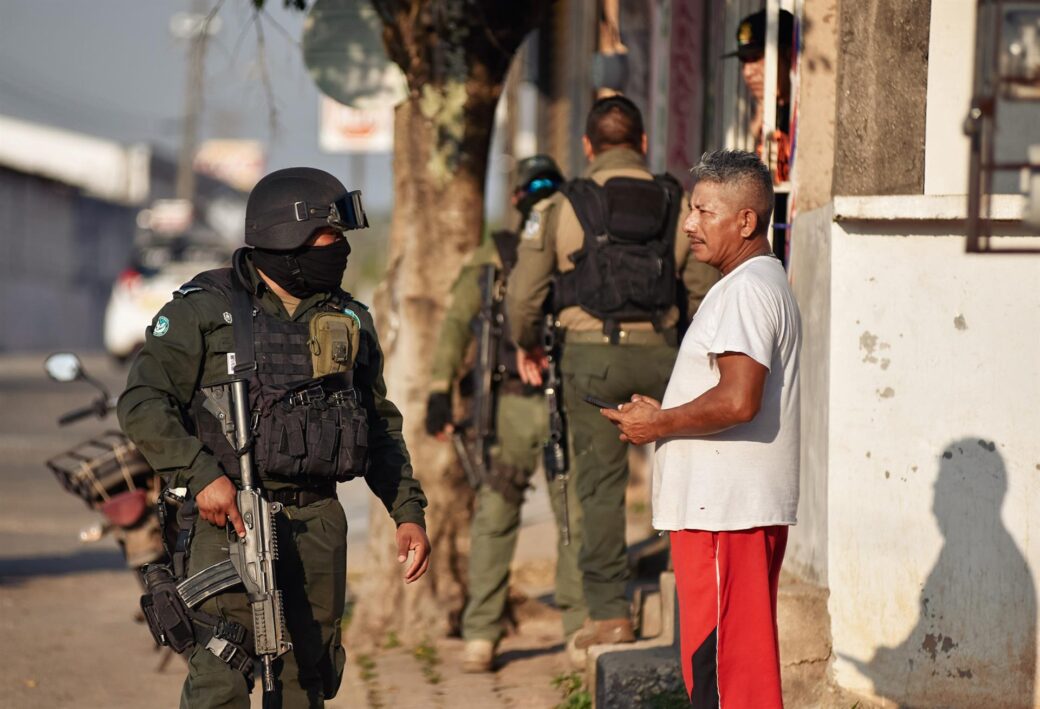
left=652, top=255, right=801, bottom=532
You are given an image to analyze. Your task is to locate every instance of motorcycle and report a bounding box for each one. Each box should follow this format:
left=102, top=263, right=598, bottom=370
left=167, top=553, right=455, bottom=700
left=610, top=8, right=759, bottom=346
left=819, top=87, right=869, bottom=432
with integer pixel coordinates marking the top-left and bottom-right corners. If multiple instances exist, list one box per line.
left=43, top=352, right=165, bottom=569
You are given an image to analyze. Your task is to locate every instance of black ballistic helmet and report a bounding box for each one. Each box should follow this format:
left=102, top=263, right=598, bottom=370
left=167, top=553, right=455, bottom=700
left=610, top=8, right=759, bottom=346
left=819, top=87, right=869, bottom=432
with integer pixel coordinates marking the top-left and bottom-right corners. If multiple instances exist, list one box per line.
left=514, top=154, right=563, bottom=194
left=245, top=167, right=369, bottom=250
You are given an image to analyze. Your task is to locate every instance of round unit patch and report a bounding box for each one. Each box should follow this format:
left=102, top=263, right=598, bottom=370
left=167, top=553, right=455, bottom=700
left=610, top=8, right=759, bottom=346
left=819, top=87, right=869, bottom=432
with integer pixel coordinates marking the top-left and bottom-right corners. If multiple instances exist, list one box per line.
left=522, top=211, right=541, bottom=239
left=223, top=311, right=233, bottom=324
left=154, top=316, right=170, bottom=337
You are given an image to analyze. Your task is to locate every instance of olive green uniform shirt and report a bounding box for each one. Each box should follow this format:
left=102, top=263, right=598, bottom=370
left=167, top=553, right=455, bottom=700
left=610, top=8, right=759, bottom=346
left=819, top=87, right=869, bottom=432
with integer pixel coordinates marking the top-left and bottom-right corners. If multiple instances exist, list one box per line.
left=428, top=239, right=502, bottom=394
left=117, top=253, right=427, bottom=528
left=506, top=147, right=721, bottom=349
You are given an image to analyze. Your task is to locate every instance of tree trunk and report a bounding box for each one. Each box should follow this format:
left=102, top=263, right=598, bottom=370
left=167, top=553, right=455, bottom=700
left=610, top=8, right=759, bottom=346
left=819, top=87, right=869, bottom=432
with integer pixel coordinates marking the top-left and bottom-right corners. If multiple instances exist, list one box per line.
left=347, top=0, right=552, bottom=650
left=349, top=85, right=499, bottom=649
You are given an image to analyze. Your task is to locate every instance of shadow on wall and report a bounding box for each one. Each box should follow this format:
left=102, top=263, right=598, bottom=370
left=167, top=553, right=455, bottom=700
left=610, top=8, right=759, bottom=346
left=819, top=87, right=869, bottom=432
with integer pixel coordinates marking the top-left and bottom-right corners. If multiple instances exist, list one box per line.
left=856, top=438, right=1036, bottom=707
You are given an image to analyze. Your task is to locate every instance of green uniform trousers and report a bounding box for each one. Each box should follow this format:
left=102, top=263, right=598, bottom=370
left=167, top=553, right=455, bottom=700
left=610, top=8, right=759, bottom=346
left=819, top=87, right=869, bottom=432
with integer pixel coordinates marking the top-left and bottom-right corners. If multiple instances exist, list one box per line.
left=462, top=391, right=587, bottom=641
left=180, top=497, right=347, bottom=709
left=560, top=341, right=677, bottom=620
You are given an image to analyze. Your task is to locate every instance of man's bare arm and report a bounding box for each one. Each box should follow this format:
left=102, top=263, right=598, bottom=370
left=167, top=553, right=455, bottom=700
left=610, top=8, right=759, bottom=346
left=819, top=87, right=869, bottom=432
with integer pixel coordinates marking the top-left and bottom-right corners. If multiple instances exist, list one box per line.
left=601, top=352, right=768, bottom=444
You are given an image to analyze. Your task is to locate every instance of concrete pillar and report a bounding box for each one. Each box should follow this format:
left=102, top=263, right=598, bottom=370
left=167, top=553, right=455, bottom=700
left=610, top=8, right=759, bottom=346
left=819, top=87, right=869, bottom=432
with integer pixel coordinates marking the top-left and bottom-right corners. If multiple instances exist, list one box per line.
left=793, top=0, right=840, bottom=212
left=832, top=0, right=931, bottom=196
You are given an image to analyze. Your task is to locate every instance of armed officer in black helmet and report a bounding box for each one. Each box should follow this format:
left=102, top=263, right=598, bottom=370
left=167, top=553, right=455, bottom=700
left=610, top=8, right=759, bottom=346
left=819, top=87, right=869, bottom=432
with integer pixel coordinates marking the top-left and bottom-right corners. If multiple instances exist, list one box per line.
left=118, top=167, right=431, bottom=707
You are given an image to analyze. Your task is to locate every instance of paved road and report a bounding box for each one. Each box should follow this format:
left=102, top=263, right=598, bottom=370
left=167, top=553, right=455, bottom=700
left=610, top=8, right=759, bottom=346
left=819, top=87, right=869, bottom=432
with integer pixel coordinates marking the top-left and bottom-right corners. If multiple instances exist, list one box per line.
left=0, top=352, right=563, bottom=708
left=0, top=353, right=386, bottom=707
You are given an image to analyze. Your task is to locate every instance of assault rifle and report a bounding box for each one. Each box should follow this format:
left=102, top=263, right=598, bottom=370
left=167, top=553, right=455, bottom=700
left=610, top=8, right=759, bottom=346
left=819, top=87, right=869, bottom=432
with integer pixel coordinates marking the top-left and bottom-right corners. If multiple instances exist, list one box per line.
left=542, top=314, right=570, bottom=545
left=453, top=264, right=503, bottom=488
left=226, top=378, right=292, bottom=692
left=147, top=379, right=292, bottom=691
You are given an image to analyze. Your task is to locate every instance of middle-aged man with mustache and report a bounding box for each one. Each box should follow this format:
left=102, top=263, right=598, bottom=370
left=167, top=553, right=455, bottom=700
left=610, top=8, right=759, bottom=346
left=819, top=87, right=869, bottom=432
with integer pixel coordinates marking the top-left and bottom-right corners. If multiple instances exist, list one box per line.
left=602, top=150, right=802, bottom=708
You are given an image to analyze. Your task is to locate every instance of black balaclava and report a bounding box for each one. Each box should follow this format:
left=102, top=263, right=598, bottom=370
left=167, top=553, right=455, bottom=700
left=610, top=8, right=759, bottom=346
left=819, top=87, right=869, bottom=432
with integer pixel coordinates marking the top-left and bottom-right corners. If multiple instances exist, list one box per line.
left=252, top=238, right=351, bottom=298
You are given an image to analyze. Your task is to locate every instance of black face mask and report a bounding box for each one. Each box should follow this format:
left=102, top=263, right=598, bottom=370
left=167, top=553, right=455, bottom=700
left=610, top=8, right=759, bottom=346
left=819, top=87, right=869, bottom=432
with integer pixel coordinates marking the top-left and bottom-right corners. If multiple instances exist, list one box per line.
left=252, top=238, right=351, bottom=298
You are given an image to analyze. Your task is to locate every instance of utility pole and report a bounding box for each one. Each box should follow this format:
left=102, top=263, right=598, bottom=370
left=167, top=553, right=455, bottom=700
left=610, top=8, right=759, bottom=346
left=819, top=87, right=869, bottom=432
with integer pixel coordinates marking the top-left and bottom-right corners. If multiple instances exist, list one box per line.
left=170, top=1, right=220, bottom=204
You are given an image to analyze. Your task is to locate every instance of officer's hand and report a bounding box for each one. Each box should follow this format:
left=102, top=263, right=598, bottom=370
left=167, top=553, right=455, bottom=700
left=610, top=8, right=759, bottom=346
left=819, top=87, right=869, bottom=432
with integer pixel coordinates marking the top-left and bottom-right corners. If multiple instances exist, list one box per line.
left=516, top=347, right=548, bottom=387
left=195, top=476, right=246, bottom=537
left=396, top=522, right=431, bottom=584
left=425, top=392, right=454, bottom=441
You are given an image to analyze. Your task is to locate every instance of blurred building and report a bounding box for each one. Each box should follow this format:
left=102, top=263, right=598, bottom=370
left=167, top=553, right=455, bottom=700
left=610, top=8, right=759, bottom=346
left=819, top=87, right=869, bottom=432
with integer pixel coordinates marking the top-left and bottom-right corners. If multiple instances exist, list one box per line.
left=492, top=1, right=1040, bottom=705
left=0, top=114, right=246, bottom=352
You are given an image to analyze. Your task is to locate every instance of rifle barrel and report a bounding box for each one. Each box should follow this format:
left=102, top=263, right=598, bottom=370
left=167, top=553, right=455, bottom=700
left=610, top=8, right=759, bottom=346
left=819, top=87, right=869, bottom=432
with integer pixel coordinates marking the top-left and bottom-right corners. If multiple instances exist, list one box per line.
left=230, top=379, right=256, bottom=490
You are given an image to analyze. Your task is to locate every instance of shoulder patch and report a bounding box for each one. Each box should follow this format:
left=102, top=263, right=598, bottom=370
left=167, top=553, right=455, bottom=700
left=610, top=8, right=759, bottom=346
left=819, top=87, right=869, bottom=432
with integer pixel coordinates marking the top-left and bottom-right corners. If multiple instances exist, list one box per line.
left=153, top=315, right=170, bottom=337
left=519, top=197, right=557, bottom=251
left=522, top=211, right=542, bottom=240
left=351, top=300, right=369, bottom=311
left=175, top=285, right=203, bottom=297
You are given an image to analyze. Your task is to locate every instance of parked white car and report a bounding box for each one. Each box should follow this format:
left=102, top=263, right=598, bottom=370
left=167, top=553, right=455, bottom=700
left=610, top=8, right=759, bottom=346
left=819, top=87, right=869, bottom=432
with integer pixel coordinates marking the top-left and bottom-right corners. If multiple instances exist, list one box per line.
left=104, top=238, right=228, bottom=361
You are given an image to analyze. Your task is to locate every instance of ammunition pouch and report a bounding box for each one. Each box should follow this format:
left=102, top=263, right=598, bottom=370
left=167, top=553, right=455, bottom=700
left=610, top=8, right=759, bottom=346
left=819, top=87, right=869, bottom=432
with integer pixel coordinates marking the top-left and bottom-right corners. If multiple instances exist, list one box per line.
left=258, top=383, right=368, bottom=481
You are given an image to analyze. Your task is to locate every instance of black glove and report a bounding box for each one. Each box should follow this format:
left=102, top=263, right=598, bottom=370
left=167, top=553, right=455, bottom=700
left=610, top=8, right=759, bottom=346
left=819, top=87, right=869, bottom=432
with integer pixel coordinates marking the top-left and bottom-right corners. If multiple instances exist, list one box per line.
left=424, top=392, right=453, bottom=436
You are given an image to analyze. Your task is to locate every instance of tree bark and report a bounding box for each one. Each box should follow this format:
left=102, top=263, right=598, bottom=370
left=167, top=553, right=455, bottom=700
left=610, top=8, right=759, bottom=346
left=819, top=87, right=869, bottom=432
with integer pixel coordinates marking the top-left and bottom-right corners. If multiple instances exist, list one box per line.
left=348, top=0, right=550, bottom=648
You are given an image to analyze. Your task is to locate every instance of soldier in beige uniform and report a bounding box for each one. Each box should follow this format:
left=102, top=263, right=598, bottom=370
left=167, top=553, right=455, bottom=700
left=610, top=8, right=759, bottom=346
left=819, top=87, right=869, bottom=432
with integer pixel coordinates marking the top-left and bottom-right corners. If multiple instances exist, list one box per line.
left=506, top=96, right=719, bottom=660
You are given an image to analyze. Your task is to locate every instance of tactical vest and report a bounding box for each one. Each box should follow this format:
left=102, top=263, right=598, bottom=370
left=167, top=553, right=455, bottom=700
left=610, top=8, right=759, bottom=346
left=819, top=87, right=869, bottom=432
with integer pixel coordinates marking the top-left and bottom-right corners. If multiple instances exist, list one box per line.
left=184, top=252, right=368, bottom=485
left=554, top=173, right=683, bottom=336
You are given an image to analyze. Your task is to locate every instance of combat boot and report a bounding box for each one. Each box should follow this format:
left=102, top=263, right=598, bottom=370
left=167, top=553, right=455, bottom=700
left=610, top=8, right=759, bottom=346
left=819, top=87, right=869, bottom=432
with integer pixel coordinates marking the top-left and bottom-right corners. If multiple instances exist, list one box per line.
left=566, top=632, right=588, bottom=670
left=461, top=638, right=496, bottom=673
left=571, top=617, right=636, bottom=650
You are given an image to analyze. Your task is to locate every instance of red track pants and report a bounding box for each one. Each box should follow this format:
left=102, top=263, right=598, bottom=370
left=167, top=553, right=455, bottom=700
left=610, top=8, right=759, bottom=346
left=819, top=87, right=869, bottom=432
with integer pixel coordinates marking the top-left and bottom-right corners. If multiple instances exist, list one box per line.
left=671, top=526, right=788, bottom=709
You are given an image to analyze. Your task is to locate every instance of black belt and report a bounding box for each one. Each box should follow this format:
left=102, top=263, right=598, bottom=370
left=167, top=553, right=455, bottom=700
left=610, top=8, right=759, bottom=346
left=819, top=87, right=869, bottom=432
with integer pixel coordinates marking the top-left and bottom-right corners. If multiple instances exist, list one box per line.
left=264, top=485, right=337, bottom=507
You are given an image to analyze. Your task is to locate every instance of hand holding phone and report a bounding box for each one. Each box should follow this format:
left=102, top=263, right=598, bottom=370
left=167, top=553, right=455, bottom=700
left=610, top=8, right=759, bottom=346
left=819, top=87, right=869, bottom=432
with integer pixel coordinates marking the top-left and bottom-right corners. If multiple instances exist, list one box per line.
left=584, top=394, right=621, bottom=410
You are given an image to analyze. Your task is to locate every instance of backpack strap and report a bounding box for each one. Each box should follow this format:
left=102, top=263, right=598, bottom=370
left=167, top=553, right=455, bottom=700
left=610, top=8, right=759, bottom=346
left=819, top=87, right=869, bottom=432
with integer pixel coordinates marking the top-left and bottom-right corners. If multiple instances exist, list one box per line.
left=560, top=178, right=610, bottom=246
left=490, top=229, right=520, bottom=276
left=555, top=179, right=610, bottom=316
left=650, top=173, right=684, bottom=332
left=229, top=249, right=257, bottom=376
left=653, top=172, right=684, bottom=250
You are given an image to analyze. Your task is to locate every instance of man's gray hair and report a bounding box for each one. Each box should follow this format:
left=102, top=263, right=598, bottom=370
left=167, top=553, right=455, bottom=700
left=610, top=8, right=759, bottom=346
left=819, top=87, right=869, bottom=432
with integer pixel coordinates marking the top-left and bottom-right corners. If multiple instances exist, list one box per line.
left=690, top=150, right=774, bottom=234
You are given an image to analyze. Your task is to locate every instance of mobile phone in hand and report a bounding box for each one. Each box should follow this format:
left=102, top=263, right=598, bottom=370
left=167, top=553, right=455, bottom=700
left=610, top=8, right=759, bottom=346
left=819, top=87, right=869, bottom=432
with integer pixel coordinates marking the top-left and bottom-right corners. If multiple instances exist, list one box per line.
left=584, top=395, right=620, bottom=410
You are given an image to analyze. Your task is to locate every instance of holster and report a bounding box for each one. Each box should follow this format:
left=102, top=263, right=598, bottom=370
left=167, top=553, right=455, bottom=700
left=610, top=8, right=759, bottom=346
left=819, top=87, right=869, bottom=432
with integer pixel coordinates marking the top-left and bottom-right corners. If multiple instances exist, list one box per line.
left=141, top=489, right=255, bottom=674
left=140, top=564, right=198, bottom=655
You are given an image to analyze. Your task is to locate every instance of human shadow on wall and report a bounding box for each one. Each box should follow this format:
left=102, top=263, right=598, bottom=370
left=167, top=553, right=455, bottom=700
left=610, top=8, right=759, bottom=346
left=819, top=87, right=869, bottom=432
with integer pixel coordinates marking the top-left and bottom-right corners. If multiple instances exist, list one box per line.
left=856, top=438, right=1035, bottom=707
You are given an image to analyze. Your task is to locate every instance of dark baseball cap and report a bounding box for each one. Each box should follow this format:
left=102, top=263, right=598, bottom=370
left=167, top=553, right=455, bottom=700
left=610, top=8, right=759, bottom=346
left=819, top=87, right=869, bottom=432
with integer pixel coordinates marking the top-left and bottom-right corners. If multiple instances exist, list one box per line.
left=723, top=9, right=794, bottom=61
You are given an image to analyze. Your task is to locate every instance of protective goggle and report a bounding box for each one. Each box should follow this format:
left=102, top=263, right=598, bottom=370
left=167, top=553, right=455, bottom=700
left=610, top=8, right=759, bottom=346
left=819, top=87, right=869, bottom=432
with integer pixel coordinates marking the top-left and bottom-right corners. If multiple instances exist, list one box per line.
left=292, top=190, right=369, bottom=231
left=523, top=177, right=560, bottom=194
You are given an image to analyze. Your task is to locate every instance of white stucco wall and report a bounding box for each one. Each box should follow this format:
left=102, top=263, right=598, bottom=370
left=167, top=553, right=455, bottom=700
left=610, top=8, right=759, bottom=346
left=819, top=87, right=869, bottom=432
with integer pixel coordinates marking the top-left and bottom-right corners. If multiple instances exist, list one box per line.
left=923, top=0, right=975, bottom=196
left=824, top=197, right=1040, bottom=707
left=786, top=203, right=833, bottom=585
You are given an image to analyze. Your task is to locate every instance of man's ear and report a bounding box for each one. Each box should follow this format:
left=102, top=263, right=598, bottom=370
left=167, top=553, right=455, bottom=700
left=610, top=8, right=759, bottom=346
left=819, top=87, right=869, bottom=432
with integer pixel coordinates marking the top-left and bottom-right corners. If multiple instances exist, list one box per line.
left=582, top=135, right=595, bottom=161
left=740, top=208, right=759, bottom=239
left=640, top=132, right=648, bottom=156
